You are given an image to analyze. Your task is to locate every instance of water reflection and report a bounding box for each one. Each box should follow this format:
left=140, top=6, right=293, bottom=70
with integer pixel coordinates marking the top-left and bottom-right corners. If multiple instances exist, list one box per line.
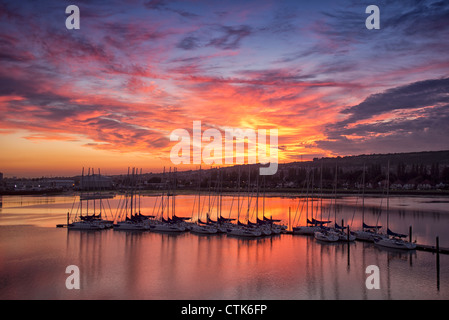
left=0, top=225, right=447, bottom=300
left=0, top=194, right=448, bottom=300
left=0, top=194, right=448, bottom=248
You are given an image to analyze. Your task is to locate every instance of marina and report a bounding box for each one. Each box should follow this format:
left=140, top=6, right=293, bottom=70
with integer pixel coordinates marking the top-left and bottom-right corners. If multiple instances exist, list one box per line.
left=1, top=164, right=448, bottom=300
left=2, top=0, right=449, bottom=305
left=0, top=187, right=448, bottom=300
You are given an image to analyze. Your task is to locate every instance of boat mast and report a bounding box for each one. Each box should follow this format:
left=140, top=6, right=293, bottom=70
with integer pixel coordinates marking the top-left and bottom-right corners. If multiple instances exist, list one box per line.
left=215, top=168, right=219, bottom=221
left=131, top=167, right=135, bottom=219
left=167, top=167, right=171, bottom=220
left=92, top=168, right=96, bottom=217
left=161, top=167, right=165, bottom=221
left=256, top=171, right=259, bottom=223
left=305, top=168, right=309, bottom=226
left=386, top=160, right=390, bottom=230
left=263, top=175, right=266, bottom=220
left=98, top=168, right=102, bottom=219
left=311, top=167, right=314, bottom=223
left=173, top=167, right=176, bottom=219
left=208, top=167, right=212, bottom=220
left=219, top=168, right=223, bottom=221
left=362, top=163, right=366, bottom=229
left=237, top=166, right=241, bottom=223
left=80, top=167, right=84, bottom=218
left=334, top=162, right=337, bottom=227
left=198, top=165, right=201, bottom=223
left=247, top=165, right=251, bottom=224
left=86, top=167, right=90, bottom=217
left=320, top=162, right=323, bottom=221
left=139, top=168, right=142, bottom=215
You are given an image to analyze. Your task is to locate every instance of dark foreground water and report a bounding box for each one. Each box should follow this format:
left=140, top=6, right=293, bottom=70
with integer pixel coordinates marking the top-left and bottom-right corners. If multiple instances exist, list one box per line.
left=0, top=194, right=448, bottom=299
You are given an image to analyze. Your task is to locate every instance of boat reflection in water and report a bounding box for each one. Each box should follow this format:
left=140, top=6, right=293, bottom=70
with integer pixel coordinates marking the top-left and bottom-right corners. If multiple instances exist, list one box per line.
left=0, top=192, right=448, bottom=300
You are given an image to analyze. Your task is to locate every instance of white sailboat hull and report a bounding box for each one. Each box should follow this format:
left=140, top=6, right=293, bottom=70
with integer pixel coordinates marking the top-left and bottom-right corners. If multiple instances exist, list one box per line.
left=150, top=222, right=186, bottom=233
left=293, top=226, right=321, bottom=235
left=374, top=237, right=417, bottom=250
left=68, top=221, right=105, bottom=230
left=227, top=226, right=262, bottom=237
left=190, top=224, right=218, bottom=234
left=260, top=226, right=272, bottom=236
left=336, top=231, right=356, bottom=241
left=113, top=221, right=150, bottom=231
left=314, top=230, right=339, bottom=242
left=353, top=230, right=387, bottom=242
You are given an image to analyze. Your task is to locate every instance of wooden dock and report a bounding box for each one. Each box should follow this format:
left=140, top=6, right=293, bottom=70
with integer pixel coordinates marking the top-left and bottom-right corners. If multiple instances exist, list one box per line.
left=283, top=230, right=448, bottom=254
left=416, top=243, right=449, bottom=254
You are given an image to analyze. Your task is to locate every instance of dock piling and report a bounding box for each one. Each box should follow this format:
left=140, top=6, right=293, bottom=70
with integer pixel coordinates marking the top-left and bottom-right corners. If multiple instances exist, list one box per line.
left=436, top=236, right=440, bottom=290
left=289, top=207, right=291, bottom=232
left=347, top=225, right=350, bottom=267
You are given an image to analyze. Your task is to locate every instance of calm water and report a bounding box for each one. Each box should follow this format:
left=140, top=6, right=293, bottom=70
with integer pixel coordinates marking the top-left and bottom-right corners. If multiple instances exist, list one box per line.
left=0, top=193, right=448, bottom=300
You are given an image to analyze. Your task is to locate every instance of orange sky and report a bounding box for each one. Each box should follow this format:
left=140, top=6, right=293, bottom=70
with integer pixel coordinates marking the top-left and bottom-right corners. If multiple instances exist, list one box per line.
left=1, top=1, right=449, bottom=177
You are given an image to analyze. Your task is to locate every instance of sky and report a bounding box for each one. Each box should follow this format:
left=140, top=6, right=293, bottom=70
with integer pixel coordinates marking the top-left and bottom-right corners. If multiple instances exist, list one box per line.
left=0, top=0, right=448, bottom=177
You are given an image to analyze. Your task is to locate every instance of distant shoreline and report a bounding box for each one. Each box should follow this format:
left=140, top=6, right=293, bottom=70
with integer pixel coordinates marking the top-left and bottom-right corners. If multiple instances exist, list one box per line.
left=2, top=188, right=449, bottom=197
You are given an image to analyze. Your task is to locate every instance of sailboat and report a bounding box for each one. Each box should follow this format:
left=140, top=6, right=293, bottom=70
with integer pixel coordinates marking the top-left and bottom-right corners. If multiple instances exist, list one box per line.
left=294, top=167, right=331, bottom=235
left=293, top=168, right=319, bottom=235
left=314, top=163, right=341, bottom=242
left=252, top=173, right=271, bottom=236
left=150, top=167, right=187, bottom=233
left=352, top=164, right=385, bottom=241
left=205, top=168, right=229, bottom=233
left=327, top=163, right=355, bottom=242
left=374, top=161, right=416, bottom=250
left=113, top=168, right=152, bottom=231
left=68, top=168, right=113, bottom=230
left=227, top=166, right=261, bottom=238
left=190, top=166, right=218, bottom=235
left=314, top=228, right=339, bottom=242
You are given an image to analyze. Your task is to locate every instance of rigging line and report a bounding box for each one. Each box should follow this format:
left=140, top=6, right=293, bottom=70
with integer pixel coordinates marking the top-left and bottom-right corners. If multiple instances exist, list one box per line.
left=349, top=192, right=360, bottom=227
left=349, top=172, right=363, bottom=227
left=375, top=175, right=387, bottom=228
left=114, top=193, right=123, bottom=221
left=68, top=193, right=77, bottom=222
left=70, top=193, right=76, bottom=214
left=247, top=183, right=257, bottom=221
left=72, top=201, right=80, bottom=221
left=227, top=194, right=235, bottom=219
left=106, top=197, right=113, bottom=221
left=200, top=188, right=208, bottom=219
left=190, top=190, right=197, bottom=220
left=151, top=194, right=159, bottom=216
left=155, top=193, right=163, bottom=220
left=292, top=175, right=308, bottom=227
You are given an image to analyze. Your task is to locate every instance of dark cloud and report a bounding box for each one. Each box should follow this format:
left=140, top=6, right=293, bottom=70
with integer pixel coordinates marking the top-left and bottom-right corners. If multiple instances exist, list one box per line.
left=318, top=0, right=449, bottom=49
left=339, top=77, right=449, bottom=125
left=144, top=0, right=199, bottom=19
left=177, top=36, right=200, bottom=50
left=207, top=25, right=252, bottom=50
left=316, top=77, right=449, bottom=155
left=144, top=0, right=167, bottom=10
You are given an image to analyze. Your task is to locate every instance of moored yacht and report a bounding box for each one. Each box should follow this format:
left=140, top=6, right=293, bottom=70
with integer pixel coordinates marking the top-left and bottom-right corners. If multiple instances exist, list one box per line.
left=374, top=228, right=416, bottom=250
left=314, top=229, right=339, bottom=242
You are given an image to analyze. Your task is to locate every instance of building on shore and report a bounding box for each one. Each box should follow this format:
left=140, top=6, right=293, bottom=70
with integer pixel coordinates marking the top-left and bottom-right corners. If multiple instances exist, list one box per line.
left=79, top=174, right=113, bottom=190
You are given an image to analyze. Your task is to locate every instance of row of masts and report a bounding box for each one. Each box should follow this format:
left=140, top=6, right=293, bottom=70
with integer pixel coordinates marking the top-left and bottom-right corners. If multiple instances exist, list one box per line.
left=63, top=162, right=417, bottom=248
left=290, top=161, right=416, bottom=249
left=65, top=166, right=286, bottom=236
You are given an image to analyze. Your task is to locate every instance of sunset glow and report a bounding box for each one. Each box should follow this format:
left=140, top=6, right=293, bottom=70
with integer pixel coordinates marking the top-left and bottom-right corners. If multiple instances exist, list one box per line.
left=1, top=0, right=448, bottom=177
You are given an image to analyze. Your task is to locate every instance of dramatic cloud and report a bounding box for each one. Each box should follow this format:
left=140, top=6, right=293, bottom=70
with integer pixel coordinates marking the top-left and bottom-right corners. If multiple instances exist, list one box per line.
left=1, top=0, right=449, bottom=176
left=207, top=25, right=252, bottom=50
left=339, top=77, right=449, bottom=124
left=316, top=77, right=449, bottom=155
